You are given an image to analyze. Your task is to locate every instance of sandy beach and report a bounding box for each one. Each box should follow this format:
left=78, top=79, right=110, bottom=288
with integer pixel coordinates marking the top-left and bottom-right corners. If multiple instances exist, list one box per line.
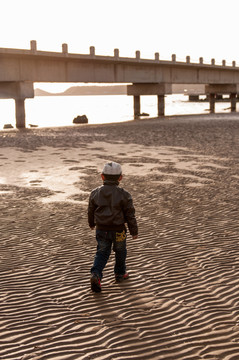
left=0, top=113, right=239, bottom=360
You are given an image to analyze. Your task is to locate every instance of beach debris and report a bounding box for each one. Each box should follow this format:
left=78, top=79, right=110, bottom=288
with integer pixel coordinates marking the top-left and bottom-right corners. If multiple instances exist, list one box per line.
left=3, top=124, right=14, bottom=129
left=73, top=115, right=88, bottom=124
left=135, top=112, right=150, bottom=117
left=29, top=124, right=38, bottom=128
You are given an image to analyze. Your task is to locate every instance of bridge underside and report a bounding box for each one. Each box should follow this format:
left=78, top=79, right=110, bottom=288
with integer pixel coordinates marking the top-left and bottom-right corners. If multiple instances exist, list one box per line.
left=1, top=43, right=239, bottom=128
left=1, top=81, right=239, bottom=128
left=205, top=84, right=239, bottom=113
left=127, top=83, right=172, bottom=117
left=127, top=83, right=239, bottom=119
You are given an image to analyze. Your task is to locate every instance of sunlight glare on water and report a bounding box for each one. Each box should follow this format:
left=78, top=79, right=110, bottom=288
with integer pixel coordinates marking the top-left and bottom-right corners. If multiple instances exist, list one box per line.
left=0, top=94, right=233, bottom=130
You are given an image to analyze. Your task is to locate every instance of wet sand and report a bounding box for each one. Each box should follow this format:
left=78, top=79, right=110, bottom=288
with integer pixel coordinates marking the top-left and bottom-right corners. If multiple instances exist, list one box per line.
left=0, top=113, right=239, bottom=360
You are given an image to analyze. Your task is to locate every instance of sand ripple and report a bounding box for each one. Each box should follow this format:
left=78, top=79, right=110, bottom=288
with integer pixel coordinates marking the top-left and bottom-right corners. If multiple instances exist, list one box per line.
left=0, top=117, right=239, bottom=359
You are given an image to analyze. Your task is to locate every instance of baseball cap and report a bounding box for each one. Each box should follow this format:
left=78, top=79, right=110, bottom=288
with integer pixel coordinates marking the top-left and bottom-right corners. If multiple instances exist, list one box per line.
left=102, top=161, right=122, bottom=175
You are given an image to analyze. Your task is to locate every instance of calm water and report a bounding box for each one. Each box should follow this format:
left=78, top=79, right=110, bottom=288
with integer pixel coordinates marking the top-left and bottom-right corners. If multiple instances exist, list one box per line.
left=0, top=94, right=232, bottom=130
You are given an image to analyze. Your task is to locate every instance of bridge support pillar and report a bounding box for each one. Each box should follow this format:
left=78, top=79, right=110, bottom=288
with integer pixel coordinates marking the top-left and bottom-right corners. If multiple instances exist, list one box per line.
left=0, top=81, right=34, bottom=128
left=209, top=93, right=215, bottom=113
left=127, top=83, right=172, bottom=119
left=230, top=93, right=237, bottom=112
left=133, top=96, right=140, bottom=118
left=15, top=99, right=26, bottom=128
left=157, top=95, right=165, bottom=116
left=206, top=84, right=239, bottom=114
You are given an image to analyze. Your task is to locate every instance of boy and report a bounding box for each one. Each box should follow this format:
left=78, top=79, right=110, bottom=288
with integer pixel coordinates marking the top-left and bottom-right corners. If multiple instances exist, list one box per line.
left=88, top=161, right=138, bottom=292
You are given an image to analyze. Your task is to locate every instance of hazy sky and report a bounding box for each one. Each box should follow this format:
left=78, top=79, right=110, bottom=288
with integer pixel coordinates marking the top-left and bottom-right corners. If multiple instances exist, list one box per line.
left=2, top=0, right=239, bottom=90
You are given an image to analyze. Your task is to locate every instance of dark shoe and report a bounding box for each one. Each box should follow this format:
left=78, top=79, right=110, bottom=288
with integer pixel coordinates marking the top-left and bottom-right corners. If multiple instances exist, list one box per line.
left=91, top=273, right=101, bottom=292
left=115, top=272, right=129, bottom=282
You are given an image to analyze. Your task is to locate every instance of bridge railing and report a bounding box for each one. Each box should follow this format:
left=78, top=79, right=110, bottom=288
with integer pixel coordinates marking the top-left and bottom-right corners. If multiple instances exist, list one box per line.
left=0, top=40, right=237, bottom=69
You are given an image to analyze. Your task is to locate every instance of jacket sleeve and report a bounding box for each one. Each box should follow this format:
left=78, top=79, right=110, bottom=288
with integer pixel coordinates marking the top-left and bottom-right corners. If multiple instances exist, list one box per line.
left=123, top=192, right=138, bottom=236
left=88, top=191, right=97, bottom=228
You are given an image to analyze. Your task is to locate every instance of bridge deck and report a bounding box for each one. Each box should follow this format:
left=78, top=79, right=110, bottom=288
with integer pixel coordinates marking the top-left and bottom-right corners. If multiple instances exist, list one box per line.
left=0, top=44, right=238, bottom=84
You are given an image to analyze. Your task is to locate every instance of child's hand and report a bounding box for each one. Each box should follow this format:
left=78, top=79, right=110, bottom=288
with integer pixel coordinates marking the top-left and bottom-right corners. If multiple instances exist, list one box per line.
left=132, top=235, right=138, bottom=239
left=90, top=226, right=95, bottom=230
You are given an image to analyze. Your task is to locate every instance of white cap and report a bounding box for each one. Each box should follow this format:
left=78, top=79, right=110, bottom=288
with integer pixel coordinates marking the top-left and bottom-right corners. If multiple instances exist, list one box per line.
left=102, top=161, right=122, bottom=175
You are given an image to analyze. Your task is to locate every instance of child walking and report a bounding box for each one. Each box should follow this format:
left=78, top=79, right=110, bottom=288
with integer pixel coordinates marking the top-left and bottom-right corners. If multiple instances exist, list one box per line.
left=88, top=161, right=138, bottom=292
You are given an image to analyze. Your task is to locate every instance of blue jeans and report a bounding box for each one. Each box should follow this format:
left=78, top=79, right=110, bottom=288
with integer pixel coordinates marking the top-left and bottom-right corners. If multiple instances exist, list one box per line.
left=91, top=229, right=127, bottom=280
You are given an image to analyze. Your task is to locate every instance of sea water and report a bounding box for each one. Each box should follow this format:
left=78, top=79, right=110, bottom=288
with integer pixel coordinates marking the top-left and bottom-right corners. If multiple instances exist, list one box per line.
left=0, top=94, right=232, bottom=130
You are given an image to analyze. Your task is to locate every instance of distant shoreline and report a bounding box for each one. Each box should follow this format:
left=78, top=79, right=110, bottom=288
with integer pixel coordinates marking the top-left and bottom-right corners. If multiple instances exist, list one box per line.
left=34, top=85, right=127, bottom=97
left=34, top=84, right=205, bottom=97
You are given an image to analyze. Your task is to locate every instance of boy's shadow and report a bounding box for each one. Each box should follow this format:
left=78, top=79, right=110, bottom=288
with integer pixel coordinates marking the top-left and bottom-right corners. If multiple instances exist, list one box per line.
left=90, top=275, right=136, bottom=325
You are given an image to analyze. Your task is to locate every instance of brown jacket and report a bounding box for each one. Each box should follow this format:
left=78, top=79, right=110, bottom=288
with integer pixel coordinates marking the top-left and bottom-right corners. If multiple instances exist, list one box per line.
left=88, top=180, right=138, bottom=236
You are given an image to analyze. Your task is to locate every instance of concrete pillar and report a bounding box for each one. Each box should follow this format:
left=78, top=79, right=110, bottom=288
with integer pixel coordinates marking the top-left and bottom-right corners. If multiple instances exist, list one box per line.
left=136, top=51, right=140, bottom=60
left=90, top=46, right=95, bottom=57
left=209, top=93, right=215, bottom=113
left=230, top=93, right=237, bottom=112
left=30, top=40, right=37, bottom=52
left=133, top=96, right=140, bottom=118
left=62, top=43, right=68, bottom=54
left=114, top=48, right=119, bottom=58
left=15, top=99, right=26, bottom=128
left=155, top=52, right=159, bottom=61
left=157, top=95, right=165, bottom=116
left=127, top=83, right=172, bottom=119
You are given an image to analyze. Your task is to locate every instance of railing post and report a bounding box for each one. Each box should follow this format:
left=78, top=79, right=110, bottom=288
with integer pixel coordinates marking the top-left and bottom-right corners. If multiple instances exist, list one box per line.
left=155, top=52, right=159, bottom=61
left=114, top=48, right=119, bottom=58
left=30, top=40, right=37, bottom=53
left=62, top=43, right=68, bottom=55
left=90, top=46, right=95, bottom=57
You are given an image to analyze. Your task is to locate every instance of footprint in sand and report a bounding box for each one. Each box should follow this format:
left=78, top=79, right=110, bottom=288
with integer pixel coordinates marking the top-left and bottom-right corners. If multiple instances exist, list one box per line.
left=29, top=180, right=42, bottom=186
left=63, top=160, right=80, bottom=164
left=68, top=167, right=83, bottom=171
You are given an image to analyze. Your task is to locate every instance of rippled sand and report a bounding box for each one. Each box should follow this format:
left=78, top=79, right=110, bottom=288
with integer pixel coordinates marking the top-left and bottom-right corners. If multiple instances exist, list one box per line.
left=0, top=114, right=238, bottom=359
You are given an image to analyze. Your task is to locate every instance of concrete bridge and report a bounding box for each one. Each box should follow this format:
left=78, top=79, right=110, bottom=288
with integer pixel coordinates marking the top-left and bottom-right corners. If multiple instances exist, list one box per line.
left=1, top=40, right=239, bottom=128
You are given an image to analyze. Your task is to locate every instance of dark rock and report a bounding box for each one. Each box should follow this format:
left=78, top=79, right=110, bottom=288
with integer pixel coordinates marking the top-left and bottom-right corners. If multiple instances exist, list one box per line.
left=73, top=115, right=88, bottom=124
left=3, top=124, right=14, bottom=129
